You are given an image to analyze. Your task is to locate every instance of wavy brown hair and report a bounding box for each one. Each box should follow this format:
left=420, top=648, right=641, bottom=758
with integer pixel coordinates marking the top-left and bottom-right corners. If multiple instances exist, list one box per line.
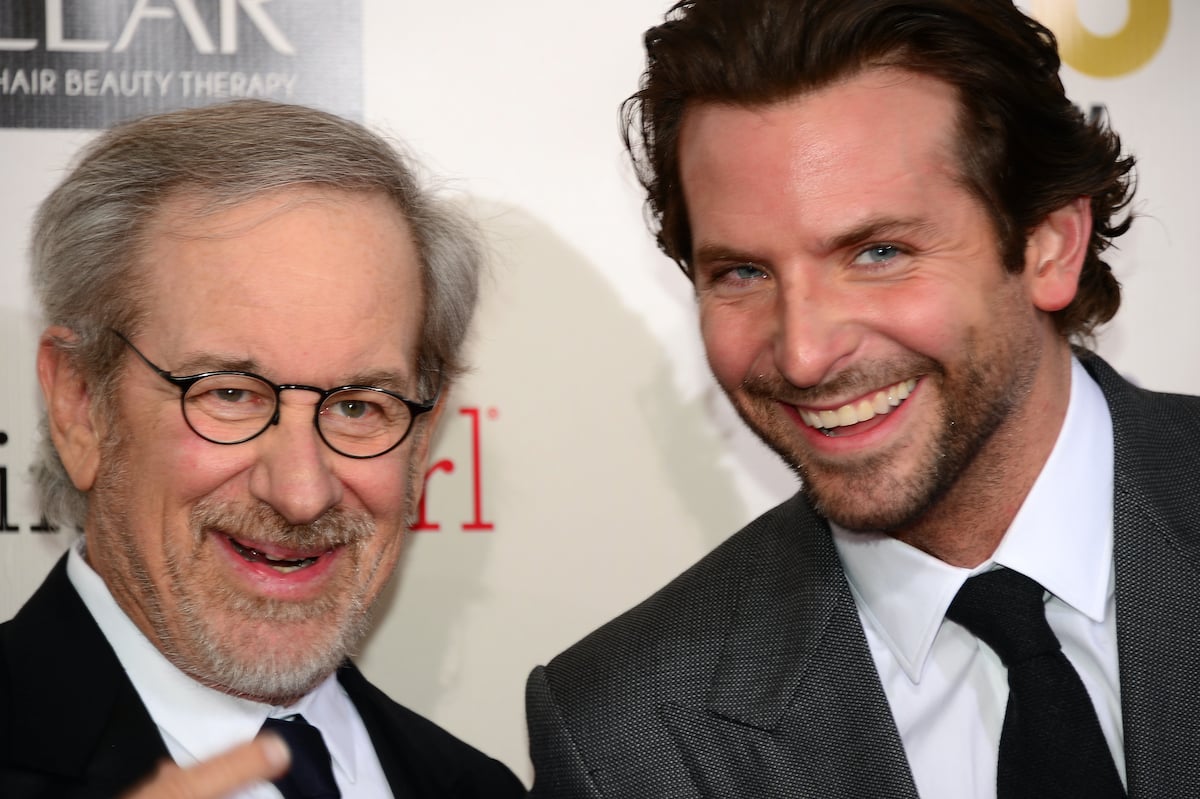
left=623, top=0, right=1135, bottom=341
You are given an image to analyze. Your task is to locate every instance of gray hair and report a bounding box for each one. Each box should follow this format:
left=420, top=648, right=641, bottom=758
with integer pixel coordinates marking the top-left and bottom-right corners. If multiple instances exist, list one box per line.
left=32, top=99, right=484, bottom=529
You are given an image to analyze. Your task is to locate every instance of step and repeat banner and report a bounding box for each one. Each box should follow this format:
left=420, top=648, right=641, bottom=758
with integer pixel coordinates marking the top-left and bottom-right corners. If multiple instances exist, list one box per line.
left=1, top=0, right=1194, bottom=783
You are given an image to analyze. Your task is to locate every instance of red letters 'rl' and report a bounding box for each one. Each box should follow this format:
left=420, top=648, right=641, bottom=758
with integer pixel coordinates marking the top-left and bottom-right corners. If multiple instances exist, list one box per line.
left=413, top=407, right=495, bottom=532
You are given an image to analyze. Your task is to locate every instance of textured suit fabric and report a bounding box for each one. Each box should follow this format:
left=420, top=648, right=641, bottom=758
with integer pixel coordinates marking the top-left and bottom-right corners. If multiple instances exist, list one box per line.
left=526, top=352, right=1200, bottom=798
left=0, top=557, right=527, bottom=799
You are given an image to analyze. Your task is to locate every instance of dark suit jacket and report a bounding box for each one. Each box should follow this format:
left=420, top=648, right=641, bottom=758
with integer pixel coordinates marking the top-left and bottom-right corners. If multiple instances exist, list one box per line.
left=526, top=352, right=1200, bottom=798
left=0, top=556, right=526, bottom=799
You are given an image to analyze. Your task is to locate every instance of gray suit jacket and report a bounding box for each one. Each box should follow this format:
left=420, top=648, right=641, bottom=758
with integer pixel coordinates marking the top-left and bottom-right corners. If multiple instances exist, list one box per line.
left=526, top=352, right=1200, bottom=797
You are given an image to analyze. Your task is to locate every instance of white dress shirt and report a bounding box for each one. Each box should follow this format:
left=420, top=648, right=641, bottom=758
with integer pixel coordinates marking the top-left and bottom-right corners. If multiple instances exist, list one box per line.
left=832, top=357, right=1124, bottom=798
left=67, top=542, right=394, bottom=798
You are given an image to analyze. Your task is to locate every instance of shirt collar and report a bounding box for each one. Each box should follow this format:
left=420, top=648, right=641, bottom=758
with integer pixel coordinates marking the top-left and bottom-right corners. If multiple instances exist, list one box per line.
left=833, top=356, right=1115, bottom=682
left=991, top=360, right=1114, bottom=622
left=66, top=542, right=360, bottom=782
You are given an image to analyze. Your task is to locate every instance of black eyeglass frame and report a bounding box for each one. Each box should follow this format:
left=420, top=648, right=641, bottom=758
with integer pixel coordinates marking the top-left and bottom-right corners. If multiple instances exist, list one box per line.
left=112, top=330, right=437, bottom=459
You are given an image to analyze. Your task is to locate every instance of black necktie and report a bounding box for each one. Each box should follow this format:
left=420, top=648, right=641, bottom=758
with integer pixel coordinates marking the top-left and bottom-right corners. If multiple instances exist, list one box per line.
left=260, top=714, right=342, bottom=799
left=945, top=568, right=1125, bottom=798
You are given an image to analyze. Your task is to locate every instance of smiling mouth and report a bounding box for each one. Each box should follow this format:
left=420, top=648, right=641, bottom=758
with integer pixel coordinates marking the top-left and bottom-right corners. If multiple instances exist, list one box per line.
left=797, top=378, right=918, bottom=435
left=227, top=536, right=329, bottom=574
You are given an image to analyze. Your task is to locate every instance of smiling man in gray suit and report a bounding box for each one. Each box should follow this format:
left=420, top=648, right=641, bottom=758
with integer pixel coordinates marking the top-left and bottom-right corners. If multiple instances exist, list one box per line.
left=527, top=1, right=1200, bottom=797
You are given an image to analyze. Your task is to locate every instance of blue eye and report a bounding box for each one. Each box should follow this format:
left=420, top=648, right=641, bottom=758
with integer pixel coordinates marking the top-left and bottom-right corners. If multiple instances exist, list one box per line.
left=731, top=264, right=767, bottom=280
left=856, top=244, right=901, bottom=264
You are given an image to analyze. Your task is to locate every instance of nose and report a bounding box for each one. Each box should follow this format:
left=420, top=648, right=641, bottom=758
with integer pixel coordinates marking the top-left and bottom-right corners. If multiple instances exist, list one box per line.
left=248, top=398, right=343, bottom=525
left=770, top=277, right=863, bottom=389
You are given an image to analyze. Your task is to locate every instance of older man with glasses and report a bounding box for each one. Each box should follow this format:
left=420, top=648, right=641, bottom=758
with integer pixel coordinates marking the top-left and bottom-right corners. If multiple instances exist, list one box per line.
left=0, top=99, right=525, bottom=799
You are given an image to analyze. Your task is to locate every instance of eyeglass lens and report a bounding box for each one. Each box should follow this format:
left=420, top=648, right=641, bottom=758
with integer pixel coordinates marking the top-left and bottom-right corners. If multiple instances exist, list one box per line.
left=182, top=374, right=413, bottom=458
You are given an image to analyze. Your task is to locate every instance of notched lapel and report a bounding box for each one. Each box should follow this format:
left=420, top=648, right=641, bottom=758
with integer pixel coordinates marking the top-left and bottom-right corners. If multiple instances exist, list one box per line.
left=660, top=703, right=774, bottom=798
left=704, top=494, right=849, bottom=728
left=663, top=496, right=918, bottom=799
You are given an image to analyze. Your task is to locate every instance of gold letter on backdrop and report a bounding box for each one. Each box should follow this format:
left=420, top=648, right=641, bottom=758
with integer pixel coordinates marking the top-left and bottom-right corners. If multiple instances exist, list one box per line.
left=1033, top=0, right=1170, bottom=77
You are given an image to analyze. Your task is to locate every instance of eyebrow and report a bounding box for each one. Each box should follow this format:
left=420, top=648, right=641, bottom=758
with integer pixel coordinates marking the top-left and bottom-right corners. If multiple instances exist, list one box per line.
left=338, top=370, right=412, bottom=393
left=167, top=353, right=413, bottom=393
left=169, top=353, right=260, bottom=375
left=819, top=216, right=939, bottom=254
left=692, top=243, right=764, bottom=268
left=692, top=216, right=940, bottom=269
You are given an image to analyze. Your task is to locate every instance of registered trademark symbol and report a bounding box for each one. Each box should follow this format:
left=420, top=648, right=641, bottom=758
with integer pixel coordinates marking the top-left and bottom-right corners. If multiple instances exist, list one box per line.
left=488, top=407, right=499, bottom=420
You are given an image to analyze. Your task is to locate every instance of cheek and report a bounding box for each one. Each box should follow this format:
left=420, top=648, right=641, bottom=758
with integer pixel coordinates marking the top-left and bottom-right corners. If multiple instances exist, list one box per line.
left=349, top=465, right=412, bottom=588
left=366, top=526, right=406, bottom=577
left=343, top=460, right=413, bottom=529
left=925, top=289, right=1015, bottom=356
left=863, top=280, right=982, bottom=360
left=136, top=431, right=261, bottom=520
left=700, top=304, right=768, bottom=389
left=121, top=398, right=244, bottom=489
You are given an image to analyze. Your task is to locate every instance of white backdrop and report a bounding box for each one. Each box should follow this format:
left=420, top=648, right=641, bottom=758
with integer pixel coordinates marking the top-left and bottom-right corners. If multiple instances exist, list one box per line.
left=1, top=0, right=1196, bottom=784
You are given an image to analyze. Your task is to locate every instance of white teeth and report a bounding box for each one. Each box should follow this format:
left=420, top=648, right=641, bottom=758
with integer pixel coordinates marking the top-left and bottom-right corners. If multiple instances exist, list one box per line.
left=271, top=563, right=307, bottom=574
left=800, top=378, right=917, bottom=431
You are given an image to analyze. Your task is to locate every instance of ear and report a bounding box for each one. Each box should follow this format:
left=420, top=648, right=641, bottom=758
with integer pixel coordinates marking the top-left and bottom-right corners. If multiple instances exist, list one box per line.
left=37, top=327, right=103, bottom=492
left=1024, top=196, right=1092, bottom=313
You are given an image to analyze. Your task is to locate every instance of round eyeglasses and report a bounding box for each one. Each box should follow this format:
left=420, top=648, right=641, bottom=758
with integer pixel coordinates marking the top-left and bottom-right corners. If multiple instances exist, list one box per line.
left=114, top=331, right=437, bottom=459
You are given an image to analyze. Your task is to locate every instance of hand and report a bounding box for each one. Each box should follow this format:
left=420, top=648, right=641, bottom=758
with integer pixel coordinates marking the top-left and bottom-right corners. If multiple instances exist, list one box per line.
left=122, top=734, right=291, bottom=799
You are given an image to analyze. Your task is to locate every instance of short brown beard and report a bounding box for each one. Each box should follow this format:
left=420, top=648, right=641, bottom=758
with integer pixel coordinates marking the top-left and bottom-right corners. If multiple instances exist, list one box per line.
left=733, top=331, right=1037, bottom=535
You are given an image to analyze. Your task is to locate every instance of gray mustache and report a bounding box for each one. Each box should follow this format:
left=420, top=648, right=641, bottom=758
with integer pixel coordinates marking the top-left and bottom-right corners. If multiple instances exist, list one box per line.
left=190, top=498, right=376, bottom=550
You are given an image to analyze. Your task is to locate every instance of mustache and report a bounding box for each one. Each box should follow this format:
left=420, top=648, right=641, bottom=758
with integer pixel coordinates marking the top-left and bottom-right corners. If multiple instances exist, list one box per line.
left=740, top=357, right=940, bottom=406
left=190, top=497, right=375, bottom=550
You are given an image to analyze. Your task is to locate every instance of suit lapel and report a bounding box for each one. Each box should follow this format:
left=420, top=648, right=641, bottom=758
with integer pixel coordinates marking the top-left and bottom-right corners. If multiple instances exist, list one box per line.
left=338, top=663, right=417, bottom=796
left=1085, top=354, right=1200, bottom=796
left=662, top=494, right=918, bottom=799
left=2, top=556, right=168, bottom=795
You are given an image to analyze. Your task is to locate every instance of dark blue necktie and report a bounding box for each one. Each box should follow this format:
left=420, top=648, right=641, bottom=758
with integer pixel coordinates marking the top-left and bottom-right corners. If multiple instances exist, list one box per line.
left=260, top=714, right=342, bottom=799
left=946, top=568, right=1125, bottom=798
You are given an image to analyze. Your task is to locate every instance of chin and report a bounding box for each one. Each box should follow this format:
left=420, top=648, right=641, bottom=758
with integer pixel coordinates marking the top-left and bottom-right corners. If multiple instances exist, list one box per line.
left=171, top=595, right=374, bottom=703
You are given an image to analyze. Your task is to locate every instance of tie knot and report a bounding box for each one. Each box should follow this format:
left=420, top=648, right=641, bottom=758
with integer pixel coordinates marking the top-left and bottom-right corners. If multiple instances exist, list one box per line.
left=261, top=714, right=341, bottom=799
left=945, top=568, right=1059, bottom=667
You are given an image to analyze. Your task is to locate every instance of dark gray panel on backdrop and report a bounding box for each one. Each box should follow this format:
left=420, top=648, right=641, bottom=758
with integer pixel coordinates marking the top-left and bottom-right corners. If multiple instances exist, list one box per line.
left=0, top=0, right=362, bottom=128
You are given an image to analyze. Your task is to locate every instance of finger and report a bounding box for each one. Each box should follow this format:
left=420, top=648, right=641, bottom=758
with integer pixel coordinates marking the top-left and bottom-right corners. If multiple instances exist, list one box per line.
left=123, top=733, right=291, bottom=799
